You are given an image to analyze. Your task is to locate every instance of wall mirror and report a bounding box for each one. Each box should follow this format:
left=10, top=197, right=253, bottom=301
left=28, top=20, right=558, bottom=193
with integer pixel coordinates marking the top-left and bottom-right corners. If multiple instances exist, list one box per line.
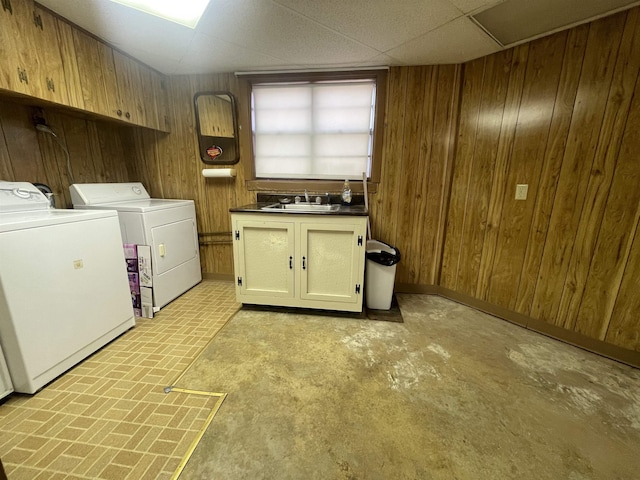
left=194, top=91, right=239, bottom=165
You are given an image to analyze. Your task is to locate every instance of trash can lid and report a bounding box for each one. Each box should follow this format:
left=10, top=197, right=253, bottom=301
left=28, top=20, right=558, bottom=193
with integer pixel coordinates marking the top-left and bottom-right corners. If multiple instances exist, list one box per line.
left=366, top=240, right=401, bottom=266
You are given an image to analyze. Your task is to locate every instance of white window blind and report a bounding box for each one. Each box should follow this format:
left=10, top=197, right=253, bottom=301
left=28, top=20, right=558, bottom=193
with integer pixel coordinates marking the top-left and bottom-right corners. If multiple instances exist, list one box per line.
left=252, top=80, right=376, bottom=180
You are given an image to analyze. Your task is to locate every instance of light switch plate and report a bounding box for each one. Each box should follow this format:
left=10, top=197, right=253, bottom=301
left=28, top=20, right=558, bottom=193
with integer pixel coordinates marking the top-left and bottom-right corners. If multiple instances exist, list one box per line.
left=515, top=184, right=528, bottom=200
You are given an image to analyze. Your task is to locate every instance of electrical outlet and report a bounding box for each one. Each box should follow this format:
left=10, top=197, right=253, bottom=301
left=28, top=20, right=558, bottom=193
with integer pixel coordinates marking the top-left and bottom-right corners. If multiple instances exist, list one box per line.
left=515, top=184, right=528, bottom=200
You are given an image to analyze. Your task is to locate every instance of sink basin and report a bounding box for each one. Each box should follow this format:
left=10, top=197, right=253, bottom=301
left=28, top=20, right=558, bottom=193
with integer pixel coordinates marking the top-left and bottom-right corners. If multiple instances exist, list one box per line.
left=261, top=202, right=341, bottom=213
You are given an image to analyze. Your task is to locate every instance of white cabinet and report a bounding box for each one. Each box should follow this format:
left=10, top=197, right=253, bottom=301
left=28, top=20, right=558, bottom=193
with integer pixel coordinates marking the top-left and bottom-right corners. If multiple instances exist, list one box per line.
left=231, top=213, right=367, bottom=312
left=233, top=217, right=296, bottom=300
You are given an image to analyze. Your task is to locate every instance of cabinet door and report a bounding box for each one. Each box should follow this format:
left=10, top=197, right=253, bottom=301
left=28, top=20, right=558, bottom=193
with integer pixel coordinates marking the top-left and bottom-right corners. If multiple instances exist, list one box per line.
left=234, top=219, right=295, bottom=299
left=113, top=50, right=146, bottom=126
left=298, top=222, right=364, bottom=305
left=56, top=18, right=84, bottom=109
left=0, top=0, right=36, bottom=95
left=73, top=28, right=120, bottom=118
left=148, top=68, right=170, bottom=132
left=0, top=2, right=69, bottom=104
left=31, top=5, right=69, bottom=104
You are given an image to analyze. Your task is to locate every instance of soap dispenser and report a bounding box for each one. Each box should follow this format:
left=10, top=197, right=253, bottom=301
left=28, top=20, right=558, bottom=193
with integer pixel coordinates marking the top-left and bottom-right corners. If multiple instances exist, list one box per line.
left=341, top=180, right=352, bottom=205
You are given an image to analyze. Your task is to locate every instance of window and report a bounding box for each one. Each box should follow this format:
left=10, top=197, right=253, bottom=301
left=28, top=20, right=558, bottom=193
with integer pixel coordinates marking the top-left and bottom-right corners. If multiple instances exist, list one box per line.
left=245, top=70, right=387, bottom=190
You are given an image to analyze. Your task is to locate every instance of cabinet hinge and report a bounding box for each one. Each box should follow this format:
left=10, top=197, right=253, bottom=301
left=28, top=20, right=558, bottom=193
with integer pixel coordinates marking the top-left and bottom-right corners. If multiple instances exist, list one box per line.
left=33, top=11, right=43, bottom=29
left=237, top=277, right=242, bottom=286
left=2, top=0, right=12, bottom=14
left=355, top=284, right=361, bottom=294
left=235, top=230, right=240, bottom=240
left=46, top=77, right=55, bottom=92
left=357, top=235, right=363, bottom=246
left=17, top=68, right=28, bottom=85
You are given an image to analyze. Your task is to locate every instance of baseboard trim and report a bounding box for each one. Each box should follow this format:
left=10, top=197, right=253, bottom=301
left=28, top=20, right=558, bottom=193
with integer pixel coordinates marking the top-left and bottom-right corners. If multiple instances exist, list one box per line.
left=202, top=273, right=235, bottom=282
left=395, top=283, right=640, bottom=369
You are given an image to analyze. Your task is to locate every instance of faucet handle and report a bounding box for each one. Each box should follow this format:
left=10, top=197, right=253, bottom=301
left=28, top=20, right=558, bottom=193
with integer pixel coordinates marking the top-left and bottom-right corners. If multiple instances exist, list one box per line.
left=314, top=196, right=322, bottom=204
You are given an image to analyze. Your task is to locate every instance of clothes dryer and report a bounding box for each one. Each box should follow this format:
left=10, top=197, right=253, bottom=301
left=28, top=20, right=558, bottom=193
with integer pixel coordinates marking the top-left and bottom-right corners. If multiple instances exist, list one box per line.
left=70, top=182, right=202, bottom=310
left=0, top=181, right=135, bottom=394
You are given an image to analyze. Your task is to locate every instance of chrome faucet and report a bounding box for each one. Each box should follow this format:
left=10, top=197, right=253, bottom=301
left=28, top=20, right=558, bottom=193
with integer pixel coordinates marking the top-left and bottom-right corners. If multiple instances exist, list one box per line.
left=304, top=189, right=310, bottom=203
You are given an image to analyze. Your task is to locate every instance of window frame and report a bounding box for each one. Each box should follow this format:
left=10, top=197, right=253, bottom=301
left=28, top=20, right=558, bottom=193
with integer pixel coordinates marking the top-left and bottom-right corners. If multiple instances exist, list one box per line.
left=243, top=69, right=387, bottom=193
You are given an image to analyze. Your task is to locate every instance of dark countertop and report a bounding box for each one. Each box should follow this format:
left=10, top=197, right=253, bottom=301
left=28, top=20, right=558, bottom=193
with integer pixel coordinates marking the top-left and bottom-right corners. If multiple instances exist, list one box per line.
left=230, top=202, right=368, bottom=216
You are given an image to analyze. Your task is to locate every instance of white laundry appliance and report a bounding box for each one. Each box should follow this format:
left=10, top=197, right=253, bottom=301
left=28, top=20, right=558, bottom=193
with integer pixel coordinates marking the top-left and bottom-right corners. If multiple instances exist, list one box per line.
left=70, top=182, right=202, bottom=310
left=0, top=181, right=135, bottom=394
left=0, top=344, right=13, bottom=400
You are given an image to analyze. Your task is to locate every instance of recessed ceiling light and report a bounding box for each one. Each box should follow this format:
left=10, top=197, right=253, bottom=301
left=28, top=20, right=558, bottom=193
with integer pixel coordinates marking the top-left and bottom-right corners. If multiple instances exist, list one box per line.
left=110, top=0, right=211, bottom=29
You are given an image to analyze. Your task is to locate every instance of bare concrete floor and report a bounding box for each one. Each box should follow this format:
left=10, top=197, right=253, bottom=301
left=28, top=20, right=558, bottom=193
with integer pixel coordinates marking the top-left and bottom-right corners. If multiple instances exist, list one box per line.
left=177, top=294, right=640, bottom=479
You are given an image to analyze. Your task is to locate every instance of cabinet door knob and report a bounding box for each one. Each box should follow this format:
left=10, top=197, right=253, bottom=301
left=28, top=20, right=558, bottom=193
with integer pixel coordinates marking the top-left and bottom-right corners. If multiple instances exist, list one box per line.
left=125, top=111, right=131, bottom=119
left=116, top=109, right=122, bottom=116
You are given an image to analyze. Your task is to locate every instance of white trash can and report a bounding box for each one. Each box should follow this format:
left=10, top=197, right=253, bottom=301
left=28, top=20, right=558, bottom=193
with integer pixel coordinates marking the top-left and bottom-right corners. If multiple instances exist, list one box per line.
left=365, top=240, right=401, bottom=310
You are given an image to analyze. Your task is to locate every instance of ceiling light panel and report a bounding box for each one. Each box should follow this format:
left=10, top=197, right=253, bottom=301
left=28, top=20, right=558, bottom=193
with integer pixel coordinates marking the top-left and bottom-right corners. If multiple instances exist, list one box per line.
left=110, top=0, right=210, bottom=28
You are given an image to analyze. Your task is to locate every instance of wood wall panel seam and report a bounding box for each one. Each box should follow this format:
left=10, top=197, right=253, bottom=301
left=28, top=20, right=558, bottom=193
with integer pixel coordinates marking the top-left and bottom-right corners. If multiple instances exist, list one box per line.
left=558, top=8, right=640, bottom=334
left=604, top=205, right=640, bottom=350
left=529, top=13, right=626, bottom=325
left=455, top=51, right=511, bottom=297
left=440, top=58, right=486, bottom=290
left=433, top=64, right=462, bottom=287
left=488, top=36, right=566, bottom=311
left=474, top=45, right=528, bottom=302
left=516, top=25, right=590, bottom=316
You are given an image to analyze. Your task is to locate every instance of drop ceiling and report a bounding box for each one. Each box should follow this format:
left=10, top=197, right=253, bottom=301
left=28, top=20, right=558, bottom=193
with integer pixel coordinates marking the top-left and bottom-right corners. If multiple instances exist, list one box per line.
left=36, top=0, right=640, bottom=75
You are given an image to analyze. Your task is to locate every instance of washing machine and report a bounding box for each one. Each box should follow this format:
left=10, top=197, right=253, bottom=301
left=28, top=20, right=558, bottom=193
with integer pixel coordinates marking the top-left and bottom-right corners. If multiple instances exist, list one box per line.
left=0, top=181, right=135, bottom=394
left=0, top=344, right=13, bottom=400
left=70, top=182, right=202, bottom=311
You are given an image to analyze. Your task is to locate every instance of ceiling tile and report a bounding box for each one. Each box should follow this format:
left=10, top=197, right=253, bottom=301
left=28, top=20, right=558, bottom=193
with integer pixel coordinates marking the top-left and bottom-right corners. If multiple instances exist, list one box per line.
left=273, top=0, right=463, bottom=51
left=178, top=33, right=290, bottom=74
left=386, top=16, right=501, bottom=64
left=447, top=0, right=506, bottom=14
left=194, top=0, right=380, bottom=65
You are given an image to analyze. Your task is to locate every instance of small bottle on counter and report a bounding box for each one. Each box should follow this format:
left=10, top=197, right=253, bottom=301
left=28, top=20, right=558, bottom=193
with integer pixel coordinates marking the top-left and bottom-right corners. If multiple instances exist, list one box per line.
left=341, top=180, right=352, bottom=205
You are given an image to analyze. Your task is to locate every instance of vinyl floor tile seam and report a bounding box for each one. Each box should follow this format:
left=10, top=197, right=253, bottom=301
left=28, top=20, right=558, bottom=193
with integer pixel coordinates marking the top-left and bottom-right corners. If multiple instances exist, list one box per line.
left=0, top=279, right=239, bottom=479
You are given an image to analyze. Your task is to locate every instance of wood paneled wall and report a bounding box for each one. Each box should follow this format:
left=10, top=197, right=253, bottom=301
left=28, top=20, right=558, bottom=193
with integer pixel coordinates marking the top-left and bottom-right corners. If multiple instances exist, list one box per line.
left=440, top=8, right=640, bottom=351
left=1, top=6, right=638, bottom=355
left=125, top=73, right=254, bottom=275
left=0, top=100, right=136, bottom=206
left=369, top=65, right=461, bottom=286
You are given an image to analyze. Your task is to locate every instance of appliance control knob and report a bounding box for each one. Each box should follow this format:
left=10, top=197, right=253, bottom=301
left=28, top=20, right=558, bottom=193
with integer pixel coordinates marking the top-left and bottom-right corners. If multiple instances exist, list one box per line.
left=13, top=188, right=31, bottom=199
left=132, top=186, right=142, bottom=195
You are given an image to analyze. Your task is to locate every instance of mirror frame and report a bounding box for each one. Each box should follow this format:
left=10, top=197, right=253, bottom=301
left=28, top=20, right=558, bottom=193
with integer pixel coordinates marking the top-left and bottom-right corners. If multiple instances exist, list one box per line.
left=194, top=91, right=240, bottom=165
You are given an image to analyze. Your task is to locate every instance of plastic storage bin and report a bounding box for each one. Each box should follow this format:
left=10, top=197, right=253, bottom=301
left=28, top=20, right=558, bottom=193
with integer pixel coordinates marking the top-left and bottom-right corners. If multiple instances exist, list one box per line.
left=365, top=240, right=401, bottom=310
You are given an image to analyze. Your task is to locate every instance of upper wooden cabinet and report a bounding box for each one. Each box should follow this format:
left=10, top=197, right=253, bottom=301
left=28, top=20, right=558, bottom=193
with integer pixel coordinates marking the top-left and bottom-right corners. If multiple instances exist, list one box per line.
left=73, top=29, right=168, bottom=131
left=55, top=17, right=84, bottom=110
left=1, top=1, right=30, bottom=93
left=1, top=1, right=78, bottom=106
left=0, top=0, right=169, bottom=132
left=143, top=67, right=170, bottom=132
left=31, top=4, right=70, bottom=105
left=72, top=28, right=120, bottom=118
left=113, top=52, right=168, bottom=131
